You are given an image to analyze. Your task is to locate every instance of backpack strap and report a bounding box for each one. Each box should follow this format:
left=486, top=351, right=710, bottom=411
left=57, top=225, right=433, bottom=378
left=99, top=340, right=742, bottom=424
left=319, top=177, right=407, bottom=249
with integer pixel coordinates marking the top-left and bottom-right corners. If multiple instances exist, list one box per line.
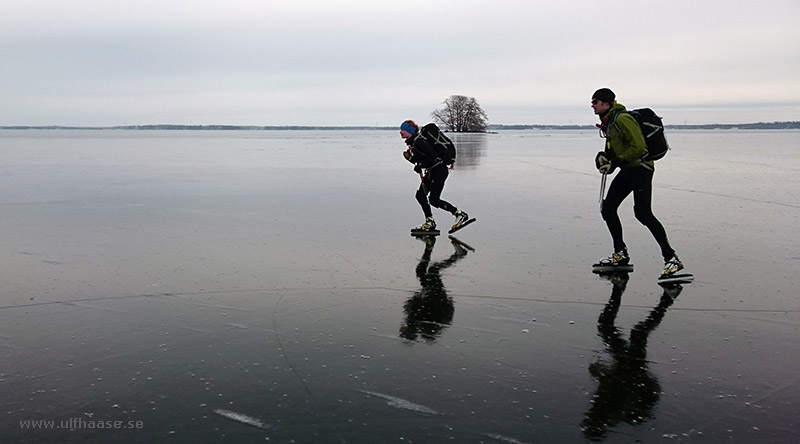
left=416, top=133, right=446, bottom=164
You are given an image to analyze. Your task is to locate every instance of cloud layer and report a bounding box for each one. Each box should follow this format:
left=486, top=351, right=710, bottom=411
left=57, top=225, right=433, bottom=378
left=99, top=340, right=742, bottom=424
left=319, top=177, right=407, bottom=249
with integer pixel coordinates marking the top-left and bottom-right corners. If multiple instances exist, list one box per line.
left=2, top=0, right=798, bottom=125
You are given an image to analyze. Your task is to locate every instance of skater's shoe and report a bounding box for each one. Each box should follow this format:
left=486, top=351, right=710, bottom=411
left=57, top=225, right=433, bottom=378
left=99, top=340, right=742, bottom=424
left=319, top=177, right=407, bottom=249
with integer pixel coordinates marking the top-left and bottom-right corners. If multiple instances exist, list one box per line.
left=594, top=249, right=630, bottom=267
left=661, top=283, right=683, bottom=300
left=413, top=233, right=436, bottom=246
left=662, top=255, right=684, bottom=276
left=411, top=217, right=437, bottom=232
left=451, top=210, right=469, bottom=231
left=596, top=271, right=629, bottom=289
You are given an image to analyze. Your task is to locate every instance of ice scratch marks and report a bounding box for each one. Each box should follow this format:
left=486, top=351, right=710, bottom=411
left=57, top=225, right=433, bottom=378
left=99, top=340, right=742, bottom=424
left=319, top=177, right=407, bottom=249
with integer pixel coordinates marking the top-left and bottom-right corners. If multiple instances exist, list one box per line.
left=213, top=408, right=270, bottom=430
left=61, top=301, right=129, bottom=313
left=272, top=292, right=312, bottom=395
left=226, top=322, right=250, bottom=330
left=660, top=185, right=800, bottom=209
left=359, top=390, right=439, bottom=415
left=483, top=434, right=532, bottom=444
left=163, top=293, right=251, bottom=312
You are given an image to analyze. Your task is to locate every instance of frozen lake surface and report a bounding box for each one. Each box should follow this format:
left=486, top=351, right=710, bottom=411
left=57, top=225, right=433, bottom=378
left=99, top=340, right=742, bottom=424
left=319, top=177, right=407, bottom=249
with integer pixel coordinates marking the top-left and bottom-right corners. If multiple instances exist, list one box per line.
left=1, top=129, right=798, bottom=443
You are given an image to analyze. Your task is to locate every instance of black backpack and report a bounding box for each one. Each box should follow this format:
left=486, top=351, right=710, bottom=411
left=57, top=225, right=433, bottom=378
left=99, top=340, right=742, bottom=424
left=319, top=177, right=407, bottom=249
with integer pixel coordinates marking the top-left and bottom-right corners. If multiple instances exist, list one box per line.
left=419, top=123, right=456, bottom=165
left=627, top=108, right=669, bottom=161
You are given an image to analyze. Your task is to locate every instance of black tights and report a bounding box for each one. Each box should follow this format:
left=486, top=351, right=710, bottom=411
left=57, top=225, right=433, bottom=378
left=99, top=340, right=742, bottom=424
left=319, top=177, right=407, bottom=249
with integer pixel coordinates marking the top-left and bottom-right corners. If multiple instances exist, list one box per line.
left=601, top=167, right=675, bottom=261
left=416, top=164, right=457, bottom=218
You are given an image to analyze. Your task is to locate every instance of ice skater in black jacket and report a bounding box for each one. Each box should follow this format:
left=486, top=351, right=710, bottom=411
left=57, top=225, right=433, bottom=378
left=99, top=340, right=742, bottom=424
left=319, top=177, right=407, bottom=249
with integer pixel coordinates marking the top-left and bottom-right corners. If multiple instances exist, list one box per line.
left=400, top=119, right=469, bottom=233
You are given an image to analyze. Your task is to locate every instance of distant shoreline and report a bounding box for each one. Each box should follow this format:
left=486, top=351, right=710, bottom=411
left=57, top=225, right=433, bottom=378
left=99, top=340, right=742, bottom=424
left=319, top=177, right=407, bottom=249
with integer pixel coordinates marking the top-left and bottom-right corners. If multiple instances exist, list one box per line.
left=1, top=122, right=798, bottom=131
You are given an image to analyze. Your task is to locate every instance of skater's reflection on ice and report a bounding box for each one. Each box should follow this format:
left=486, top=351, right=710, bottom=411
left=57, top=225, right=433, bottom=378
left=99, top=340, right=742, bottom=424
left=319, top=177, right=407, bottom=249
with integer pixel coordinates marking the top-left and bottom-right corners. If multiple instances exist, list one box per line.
left=399, top=235, right=472, bottom=342
left=581, top=272, right=684, bottom=441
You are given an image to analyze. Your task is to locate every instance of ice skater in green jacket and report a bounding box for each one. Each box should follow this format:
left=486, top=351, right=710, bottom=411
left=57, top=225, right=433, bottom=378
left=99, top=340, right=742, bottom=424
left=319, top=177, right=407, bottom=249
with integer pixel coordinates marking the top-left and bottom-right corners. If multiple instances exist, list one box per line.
left=591, top=88, right=684, bottom=277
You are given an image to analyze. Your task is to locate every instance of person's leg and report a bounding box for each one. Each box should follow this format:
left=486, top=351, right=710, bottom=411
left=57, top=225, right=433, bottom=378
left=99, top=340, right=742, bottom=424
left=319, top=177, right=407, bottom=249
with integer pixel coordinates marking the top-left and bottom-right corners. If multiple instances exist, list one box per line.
left=426, top=166, right=458, bottom=214
left=630, top=168, right=675, bottom=260
left=601, top=172, right=633, bottom=253
left=415, top=182, right=433, bottom=219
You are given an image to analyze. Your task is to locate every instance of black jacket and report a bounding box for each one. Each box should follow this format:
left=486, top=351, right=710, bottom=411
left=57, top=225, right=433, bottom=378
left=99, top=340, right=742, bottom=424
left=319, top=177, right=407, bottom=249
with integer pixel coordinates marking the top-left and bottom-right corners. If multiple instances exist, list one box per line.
left=405, top=133, right=441, bottom=169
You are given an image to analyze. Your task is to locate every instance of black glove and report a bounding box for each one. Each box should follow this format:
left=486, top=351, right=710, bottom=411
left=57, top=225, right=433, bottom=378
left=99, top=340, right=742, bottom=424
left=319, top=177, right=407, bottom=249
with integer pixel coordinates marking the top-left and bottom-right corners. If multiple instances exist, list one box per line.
left=595, top=151, right=617, bottom=174
left=413, top=165, right=422, bottom=174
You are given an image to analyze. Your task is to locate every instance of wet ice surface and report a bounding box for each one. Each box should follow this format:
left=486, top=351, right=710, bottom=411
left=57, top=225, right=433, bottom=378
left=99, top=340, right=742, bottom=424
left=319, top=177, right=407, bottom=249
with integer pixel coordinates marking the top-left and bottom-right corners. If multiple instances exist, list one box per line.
left=1, top=129, right=798, bottom=443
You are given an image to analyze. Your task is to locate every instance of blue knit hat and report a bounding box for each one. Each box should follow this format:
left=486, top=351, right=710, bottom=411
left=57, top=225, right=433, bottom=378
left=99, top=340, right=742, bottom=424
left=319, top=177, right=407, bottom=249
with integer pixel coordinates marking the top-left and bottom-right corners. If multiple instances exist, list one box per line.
left=400, top=122, right=417, bottom=135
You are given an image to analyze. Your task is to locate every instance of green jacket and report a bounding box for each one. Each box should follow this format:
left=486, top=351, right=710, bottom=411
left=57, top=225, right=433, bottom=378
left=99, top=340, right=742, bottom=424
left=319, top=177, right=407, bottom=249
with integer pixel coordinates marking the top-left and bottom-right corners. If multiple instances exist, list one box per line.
left=603, top=102, right=652, bottom=169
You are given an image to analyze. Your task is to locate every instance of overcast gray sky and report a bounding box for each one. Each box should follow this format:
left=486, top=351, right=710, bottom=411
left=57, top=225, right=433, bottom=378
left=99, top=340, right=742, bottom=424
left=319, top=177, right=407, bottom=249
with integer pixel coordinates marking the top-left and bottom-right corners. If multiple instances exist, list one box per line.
left=2, top=0, right=798, bottom=126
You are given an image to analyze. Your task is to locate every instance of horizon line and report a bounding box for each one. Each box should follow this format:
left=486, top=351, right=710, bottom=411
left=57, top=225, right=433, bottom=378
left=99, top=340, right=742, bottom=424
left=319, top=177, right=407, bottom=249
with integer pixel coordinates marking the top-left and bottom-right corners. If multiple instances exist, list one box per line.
left=1, top=121, right=799, bottom=131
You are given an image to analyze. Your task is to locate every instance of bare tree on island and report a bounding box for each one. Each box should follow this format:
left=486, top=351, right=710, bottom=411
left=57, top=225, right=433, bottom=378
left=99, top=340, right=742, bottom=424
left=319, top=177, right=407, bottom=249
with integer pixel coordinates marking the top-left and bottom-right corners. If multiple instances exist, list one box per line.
left=431, top=95, right=488, bottom=132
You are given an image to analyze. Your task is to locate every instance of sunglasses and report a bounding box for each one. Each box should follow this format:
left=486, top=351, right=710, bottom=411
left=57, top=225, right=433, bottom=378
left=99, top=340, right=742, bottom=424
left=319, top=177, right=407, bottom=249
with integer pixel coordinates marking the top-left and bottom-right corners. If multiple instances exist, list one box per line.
left=591, top=99, right=600, bottom=105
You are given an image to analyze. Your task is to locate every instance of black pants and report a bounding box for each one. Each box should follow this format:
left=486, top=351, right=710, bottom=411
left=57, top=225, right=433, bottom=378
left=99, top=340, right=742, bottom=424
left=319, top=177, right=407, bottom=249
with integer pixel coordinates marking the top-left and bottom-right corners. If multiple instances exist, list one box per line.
left=601, top=166, right=675, bottom=260
left=416, top=164, right=457, bottom=218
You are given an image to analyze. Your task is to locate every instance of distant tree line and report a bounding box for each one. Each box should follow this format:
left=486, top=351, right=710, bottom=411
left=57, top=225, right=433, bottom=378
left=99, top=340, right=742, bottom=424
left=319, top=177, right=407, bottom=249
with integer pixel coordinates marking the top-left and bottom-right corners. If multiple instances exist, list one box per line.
left=487, top=121, right=800, bottom=131
left=2, top=122, right=798, bottom=131
left=666, top=121, right=800, bottom=130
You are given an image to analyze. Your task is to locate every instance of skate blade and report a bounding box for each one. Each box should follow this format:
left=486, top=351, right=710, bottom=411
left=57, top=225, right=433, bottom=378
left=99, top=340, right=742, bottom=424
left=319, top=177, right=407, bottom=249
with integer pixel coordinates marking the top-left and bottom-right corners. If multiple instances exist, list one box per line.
left=448, top=235, right=475, bottom=251
left=448, top=218, right=476, bottom=234
left=592, top=264, right=634, bottom=273
left=658, top=273, right=694, bottom=285
left=410, top=230, right=440, bottom=236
